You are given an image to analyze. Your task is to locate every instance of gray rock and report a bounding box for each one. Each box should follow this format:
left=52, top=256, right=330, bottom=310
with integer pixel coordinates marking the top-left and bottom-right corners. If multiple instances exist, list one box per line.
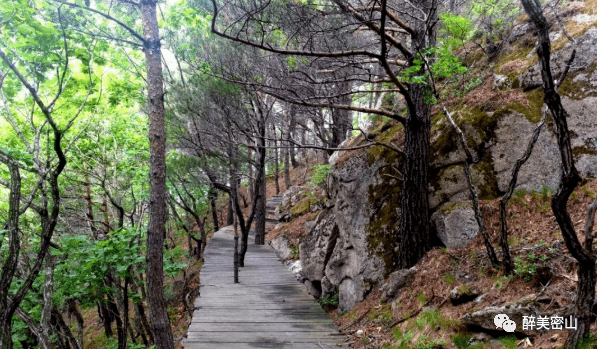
left=321, top=276, right=334, bottom=298
left=520, top=28, right=597, bottom=89
left=462, top=302, right=546, bottom=336
left=270, top=235, right=291, bottom=260
left=339, top=278, right=360, bottom=312
left=304, top=279, right=321, bottom=299
left=449, top=284, right=480, bottom=306
left=492, top=112, right=561, bottom=193
left=431, top=202, right=479, bottom=249
left=300, top=209, right=338, bottom=285
left=380, top=267, right=417, bottom=302
left=493, top=74, right=510, bottom=90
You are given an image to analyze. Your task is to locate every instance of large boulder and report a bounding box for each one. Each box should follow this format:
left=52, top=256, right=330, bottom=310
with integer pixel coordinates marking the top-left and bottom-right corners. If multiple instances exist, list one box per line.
left=520, top=27, right=597, bottom=90
left=462, top=299, right=571, bottom=337
left=299, top=151, right=391, bottom=311
left=380, top=267, right=417, bottom=302
left=300, top=209, right=338, bottom=286
left=431, top=202, right=479, bottom=249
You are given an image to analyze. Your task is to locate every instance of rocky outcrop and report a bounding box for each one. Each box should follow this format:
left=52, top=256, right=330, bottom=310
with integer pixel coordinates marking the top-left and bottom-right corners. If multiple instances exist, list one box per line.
left=380, top=268, right=416, bottom=303
left=449, top=284, right=480, bottom=306
left=431, top=202, right=479, bottom=250
left=293, top=20, right=597, bottom=312
left=299, top=151, right=390, bottom=311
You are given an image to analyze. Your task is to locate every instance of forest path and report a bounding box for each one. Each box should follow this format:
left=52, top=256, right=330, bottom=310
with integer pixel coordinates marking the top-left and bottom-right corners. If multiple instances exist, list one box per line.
left=183, top=225, right=347, bottom=349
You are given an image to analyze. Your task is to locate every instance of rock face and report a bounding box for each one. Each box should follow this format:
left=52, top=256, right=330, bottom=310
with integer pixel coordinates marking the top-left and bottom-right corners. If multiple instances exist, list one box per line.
left=269, top=235, right=292, bottom=260
left=461, top=299, right=572, bottom=336
left=299, top=152, right=389, bottom=312
left=380, top=268, right=417, bottom=302
left=449, top=284, right=480, bottom=306
left=431, top=202, right=479, bottom=250
left=294, top=24, right=597, bottom=312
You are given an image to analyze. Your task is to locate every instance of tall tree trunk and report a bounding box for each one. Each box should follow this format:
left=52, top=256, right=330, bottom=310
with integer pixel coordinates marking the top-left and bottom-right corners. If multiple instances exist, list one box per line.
left=0, top=316, right=13, bottom=349
left=67, top=300, right=84, bottom=349
left=284, top=126, right=291, bottom=190
left=227, top=195, right=234, bottom=225
left=254, top=118, right=267, bottom=245
left=98, top=301, right=114, bottom=337
left=519, top=1, right=596, bottom=347
left=141, top=0, right=175, bottom=346
left=289, top=105, right=298, bottom=168
left=331, top=81, right=352, bottom=148
left=273, top=126, right=280, bottom=195
left=397, top=83, right=431, bottom=269
left=209, top=186, right=219, bottom=232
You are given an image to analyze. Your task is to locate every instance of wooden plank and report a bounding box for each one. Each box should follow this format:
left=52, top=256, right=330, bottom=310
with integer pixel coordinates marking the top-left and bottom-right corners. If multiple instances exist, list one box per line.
left=184, top=226, right=347, bottom=349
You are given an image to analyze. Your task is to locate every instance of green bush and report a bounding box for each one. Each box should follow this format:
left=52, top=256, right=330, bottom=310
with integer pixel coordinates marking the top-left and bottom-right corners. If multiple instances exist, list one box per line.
left=309, top=164, right=331, bottom=186
left=319, top=292, right=339, bottom=307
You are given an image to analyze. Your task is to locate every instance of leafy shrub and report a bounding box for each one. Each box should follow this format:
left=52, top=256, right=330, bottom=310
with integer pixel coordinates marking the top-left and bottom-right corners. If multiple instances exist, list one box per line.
left=319, top=292, right=339, bottom=308
left=309, top=164, right=331, bottom=186
left=439, top=13, right=473, bottom=50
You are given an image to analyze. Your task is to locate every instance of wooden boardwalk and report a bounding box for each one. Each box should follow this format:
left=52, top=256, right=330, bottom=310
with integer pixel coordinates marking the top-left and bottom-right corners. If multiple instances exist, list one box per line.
left=184, top=226, right=347, bottom=349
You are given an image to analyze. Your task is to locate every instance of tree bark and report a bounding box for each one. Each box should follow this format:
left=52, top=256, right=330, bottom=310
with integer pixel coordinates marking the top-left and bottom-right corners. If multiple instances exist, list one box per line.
left=289, top=105, right=298, bottom=168
left=284, top=126, right=291, bottom=190
left=254, top=109, right=267, bottom=245
left=397, top=82, right=431, bottom=268
left=273, top=126, right=280, bottom=195
left=141, top=0, right=175, bottom=346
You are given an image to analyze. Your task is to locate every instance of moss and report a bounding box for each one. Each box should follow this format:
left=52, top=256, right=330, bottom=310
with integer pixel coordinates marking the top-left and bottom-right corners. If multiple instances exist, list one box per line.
left=496, top=45, right=535, bottom=73
left=439, top=201, right=470, bottom=214
left=573, top=146, right=597, bottom=156
left=367, top=122, right=404, bottom=165
left=366, top=156, right=403, bottom=275
left=290, top=198, right=311, bottom=216
left=503, top=88, right=544, bottom=123
left=471, top=155, right=499, bottom=200
left=456, top=284, right=473, bottom=296
left=558, top=62, right=597, bottom=100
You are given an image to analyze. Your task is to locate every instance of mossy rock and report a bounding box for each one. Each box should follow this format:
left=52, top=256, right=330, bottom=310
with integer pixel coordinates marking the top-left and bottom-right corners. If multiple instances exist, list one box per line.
left=290, top=197, right=319, bottom=217
left=450, top=284, right=480, bottom=306
left=366, top=157, right=403, bottom=275
left=290, top=198, right=311, bottom=216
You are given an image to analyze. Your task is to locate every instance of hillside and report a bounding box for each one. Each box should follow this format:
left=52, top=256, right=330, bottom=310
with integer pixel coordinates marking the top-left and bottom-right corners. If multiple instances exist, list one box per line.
left=262, top=2, right=597, bottom=348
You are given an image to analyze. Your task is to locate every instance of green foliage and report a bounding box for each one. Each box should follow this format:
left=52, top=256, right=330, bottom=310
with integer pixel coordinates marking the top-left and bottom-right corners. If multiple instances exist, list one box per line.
left=309, top=164, right=332, bottom=186
left=443, top=274, right=456, bottom=285
left=319, top=292, right=339, bottom=308
left=582, top=186, right=596, bottom=199
left=439, top=13, right=473, bottom=50
left=469, top=0, right=520, bottom=43
left=578, top=334, right=597, bottom=349
left=452, top=333, right=472, bottom=348
left=513, top=256, right=537, bottom=281
left=498, top=335, right=518, bottom=349
left=416, top=292, right=427, bottom=305
left=290, top=244, right=300, bottom=259
left=513, top=189, right=527, bottom=198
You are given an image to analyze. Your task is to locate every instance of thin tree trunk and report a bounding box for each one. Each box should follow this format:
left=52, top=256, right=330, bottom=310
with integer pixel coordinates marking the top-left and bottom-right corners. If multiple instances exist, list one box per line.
left=141, top=0, right=175, bottom=345
left=273, top=126, right=280, bottom=195
left=67, top=300, right=84, bottom=349
left=284, top=126, right=291, bottom=190
left=227, top=195, right=234, bottom=225
left=289, top=105, right=298, bottom=168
